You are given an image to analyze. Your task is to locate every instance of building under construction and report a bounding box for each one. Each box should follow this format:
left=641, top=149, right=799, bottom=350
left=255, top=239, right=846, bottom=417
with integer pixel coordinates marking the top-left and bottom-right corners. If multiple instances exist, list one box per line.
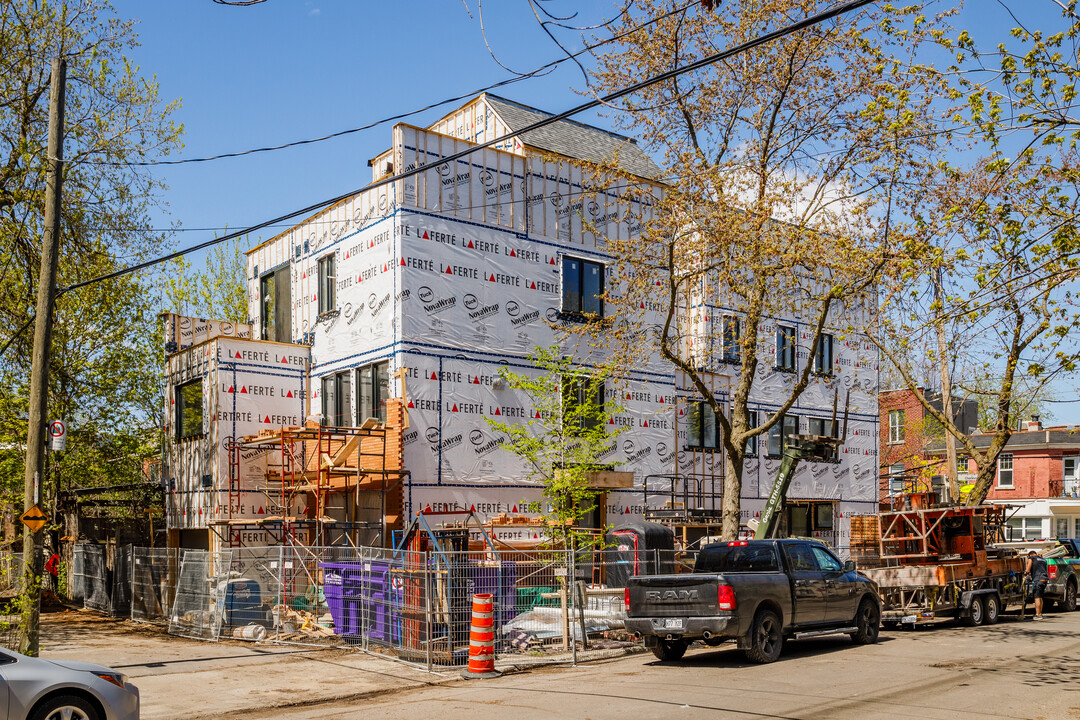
left=162, top=94, right=882, bottom=553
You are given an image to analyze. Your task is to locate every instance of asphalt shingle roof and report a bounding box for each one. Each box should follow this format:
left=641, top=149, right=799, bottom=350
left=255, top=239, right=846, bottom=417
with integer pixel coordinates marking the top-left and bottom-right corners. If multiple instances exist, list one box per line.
left=484, top=94, right=663, bottom=181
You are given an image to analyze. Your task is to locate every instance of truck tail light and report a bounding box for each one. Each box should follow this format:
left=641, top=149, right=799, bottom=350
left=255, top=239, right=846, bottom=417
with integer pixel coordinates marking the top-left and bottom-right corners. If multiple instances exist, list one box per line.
left=625, top=587, right=630, bottom=608
left=717, top=585, right=736, bottom=611
left=728, top=541, right=748, bottom=546
left=1049, top=564, right=1058, bottom=580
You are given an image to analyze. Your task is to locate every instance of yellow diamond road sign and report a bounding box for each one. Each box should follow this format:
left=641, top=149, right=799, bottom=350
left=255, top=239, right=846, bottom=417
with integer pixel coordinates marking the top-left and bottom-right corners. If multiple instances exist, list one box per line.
left=20, top=505, right=48, bottom=533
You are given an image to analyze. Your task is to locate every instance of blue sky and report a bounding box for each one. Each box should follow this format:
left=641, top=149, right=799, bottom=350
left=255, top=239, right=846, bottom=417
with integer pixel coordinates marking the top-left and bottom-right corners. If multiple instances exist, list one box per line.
left=109, top=0, right=1078, bottom=423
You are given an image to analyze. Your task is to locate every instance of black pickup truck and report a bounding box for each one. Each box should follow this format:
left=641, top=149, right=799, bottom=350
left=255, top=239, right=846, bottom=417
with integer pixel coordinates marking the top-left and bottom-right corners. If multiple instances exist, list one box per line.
left=625, top=539, right=881, bottom=663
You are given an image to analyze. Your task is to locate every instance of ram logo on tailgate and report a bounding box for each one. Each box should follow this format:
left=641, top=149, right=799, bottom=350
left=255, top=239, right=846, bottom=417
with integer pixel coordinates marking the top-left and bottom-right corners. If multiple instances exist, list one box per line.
left=645, top=589, right=700, bottom=602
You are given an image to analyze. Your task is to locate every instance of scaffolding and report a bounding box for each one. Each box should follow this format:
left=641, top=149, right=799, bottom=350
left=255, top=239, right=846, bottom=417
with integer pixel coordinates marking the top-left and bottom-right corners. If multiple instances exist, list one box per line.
left=211, top=423, right=408, bottom=550
left=877, top=501, right=1010, bottom=565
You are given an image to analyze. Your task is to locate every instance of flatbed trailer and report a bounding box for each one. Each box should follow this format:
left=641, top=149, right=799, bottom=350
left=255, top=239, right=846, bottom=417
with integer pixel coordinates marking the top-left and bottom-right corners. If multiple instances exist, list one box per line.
left=859, top=500, right=1026, bottom=626
left=862, top=556, right=1025, bottom=626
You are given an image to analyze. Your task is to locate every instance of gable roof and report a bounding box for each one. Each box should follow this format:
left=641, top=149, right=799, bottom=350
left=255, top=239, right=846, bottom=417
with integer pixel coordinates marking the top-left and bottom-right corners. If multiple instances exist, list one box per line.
left=483, top=94, right=663, bottom=181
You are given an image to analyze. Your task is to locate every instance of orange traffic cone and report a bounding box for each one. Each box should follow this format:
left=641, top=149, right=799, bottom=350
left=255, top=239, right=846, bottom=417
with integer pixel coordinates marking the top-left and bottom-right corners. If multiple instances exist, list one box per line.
left=461, top=593, right=502, bottom=679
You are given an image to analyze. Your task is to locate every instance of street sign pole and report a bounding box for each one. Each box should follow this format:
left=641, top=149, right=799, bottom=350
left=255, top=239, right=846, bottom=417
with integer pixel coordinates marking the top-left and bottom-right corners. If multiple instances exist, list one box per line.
left=19, top=57, right=65, bottom=658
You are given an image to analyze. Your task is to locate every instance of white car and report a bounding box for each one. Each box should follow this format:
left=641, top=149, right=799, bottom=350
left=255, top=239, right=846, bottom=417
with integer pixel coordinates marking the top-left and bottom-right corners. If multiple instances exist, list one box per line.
left=0, top=647, right=139, bottom=720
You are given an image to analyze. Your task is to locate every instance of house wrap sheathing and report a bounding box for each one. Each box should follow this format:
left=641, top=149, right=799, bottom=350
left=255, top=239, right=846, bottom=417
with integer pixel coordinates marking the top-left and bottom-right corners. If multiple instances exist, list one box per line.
left=229, top=93, right=880, bottom=548
left=163, top=333, right=309, bottom=546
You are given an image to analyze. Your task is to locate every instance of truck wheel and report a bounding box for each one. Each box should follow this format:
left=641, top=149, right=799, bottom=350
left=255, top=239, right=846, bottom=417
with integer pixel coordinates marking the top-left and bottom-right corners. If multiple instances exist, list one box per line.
left=850, top=598, right=880, bottom=644
left=961, top=597, right=984, bottom=627
left=983, top=594, right=1000, bottom=625
left=744, top=610, right=783, bottom=664
left=650, top=639, right=688, bottom=661
left=1059, top=581, right=1077, bottom=612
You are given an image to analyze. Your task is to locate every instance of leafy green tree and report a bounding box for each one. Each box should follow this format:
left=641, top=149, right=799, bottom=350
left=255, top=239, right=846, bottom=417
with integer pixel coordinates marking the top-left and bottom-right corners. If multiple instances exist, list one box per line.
left=873, top=2, right=1080, bottom=506
left=0, top=0, right=181, bottom=499
left=587, top=0, right=944, bottom=538
left=485, top=346, right=625, bottom=549
left=161, top=235, right=249, bottom=324
left=0, top=1, right=180, bottom=649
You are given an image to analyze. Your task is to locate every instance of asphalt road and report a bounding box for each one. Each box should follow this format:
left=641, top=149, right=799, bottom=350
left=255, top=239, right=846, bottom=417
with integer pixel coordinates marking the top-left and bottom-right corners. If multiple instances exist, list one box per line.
left=248, top=610, right=1080, bottom=720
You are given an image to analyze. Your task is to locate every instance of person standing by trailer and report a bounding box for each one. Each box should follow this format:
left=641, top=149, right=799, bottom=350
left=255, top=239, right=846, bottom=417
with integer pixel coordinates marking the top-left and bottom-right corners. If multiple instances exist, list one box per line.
left=1026, top=550, right=1050, bottom=620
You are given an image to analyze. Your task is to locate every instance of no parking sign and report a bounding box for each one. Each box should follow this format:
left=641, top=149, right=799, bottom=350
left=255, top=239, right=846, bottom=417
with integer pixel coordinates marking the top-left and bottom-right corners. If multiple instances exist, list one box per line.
left=48, top=419, right=66, bottom=451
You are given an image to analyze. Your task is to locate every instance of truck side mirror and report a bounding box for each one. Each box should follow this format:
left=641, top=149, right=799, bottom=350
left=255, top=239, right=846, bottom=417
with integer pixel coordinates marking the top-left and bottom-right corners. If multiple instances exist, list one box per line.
left=843, top=560, right=856, bottom=574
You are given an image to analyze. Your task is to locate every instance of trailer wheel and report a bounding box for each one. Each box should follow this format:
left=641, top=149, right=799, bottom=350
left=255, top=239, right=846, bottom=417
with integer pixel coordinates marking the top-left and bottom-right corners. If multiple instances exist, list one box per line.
left=850, top=598, right=880, bottom=645
left=961, top=597, right=984, bottom=627
left=650, top=639, right=688, bottom=662
left=982, top=594, right=1000, bottom=625
left=1059, top=581, right=1077, bottom=612
left=744, top=609, right=783, bottom=664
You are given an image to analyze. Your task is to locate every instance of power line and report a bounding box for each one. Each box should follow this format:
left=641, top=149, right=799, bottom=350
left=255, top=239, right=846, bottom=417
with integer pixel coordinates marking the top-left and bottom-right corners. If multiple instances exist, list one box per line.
left=62, top=0, right=876, bottom=293
left=88, top=1, right=698, bottom=168
left=0, top=0, right=877, bottom=358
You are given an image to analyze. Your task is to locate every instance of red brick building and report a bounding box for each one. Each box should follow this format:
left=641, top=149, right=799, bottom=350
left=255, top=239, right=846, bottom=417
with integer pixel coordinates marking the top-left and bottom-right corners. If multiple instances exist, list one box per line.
left=970, top=418, right=1080, bottom=540
left=879, top=389, right=1080, bottom=538
left=878, top=388, right=978, bottom=504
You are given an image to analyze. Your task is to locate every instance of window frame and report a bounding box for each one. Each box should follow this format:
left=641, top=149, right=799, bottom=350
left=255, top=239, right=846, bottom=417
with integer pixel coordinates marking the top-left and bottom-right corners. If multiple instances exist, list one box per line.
left=321, top=370, right=352, bottom=427
left=1063, top=456, right=1078, bottom=496
left=807, top=417, right=838, bottom=461
left=1007, top=517, right=1044, bottom=541
left=560, top=255, right=605, bottom=321
left=776, top=325, right=796, bottom=371
left=745, top=410, right=758, bottom=456
left=888, top=409, right=906, bottom=445
left=687, top=400, right=721, bottom=451
left=357, top=360, right=390, bottom=424
left=260, top=265, right=292, bottom=343
left=562, top=373, right=605, bottom=433
left=318, top=253, right=336, bottom=316
left=997, top=453, right=1014, bottom=488
left=176, top=378, right=205, bottom=440
left=813, top=333, right=834, bottom=376
left=722, top=315, right=741, bottom=364
left=767, top=414, right=799, bottom=457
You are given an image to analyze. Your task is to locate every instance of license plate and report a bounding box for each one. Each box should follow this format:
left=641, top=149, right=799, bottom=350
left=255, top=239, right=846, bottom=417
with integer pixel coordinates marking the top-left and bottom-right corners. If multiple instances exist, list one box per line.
left=664, top=618, right=684, bottom=630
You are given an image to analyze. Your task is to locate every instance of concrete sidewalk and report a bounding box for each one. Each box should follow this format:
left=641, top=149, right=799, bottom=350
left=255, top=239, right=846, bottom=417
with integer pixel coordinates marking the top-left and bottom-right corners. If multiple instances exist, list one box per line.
left=40, top=611, right=457, bottom=720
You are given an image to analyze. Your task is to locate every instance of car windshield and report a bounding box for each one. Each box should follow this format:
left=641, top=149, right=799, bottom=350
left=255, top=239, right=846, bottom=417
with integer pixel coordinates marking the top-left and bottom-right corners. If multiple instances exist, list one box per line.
left=695, top=544, right=780, bottom=572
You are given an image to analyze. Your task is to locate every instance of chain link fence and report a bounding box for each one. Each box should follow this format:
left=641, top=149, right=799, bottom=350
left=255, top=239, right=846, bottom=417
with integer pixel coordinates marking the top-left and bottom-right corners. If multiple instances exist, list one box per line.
left=60, top=541, right=651, bottom=672
left=168, top=550, right=233, bottom=640
left=0, top=552, right=22, bottom=651
left=72, top=544, right=133, bottom=617
left=131, top=548, right=180, bottom=625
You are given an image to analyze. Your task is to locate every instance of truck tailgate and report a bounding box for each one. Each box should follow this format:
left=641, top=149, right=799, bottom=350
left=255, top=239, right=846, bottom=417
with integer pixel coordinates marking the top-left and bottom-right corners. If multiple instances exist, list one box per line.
left=628, top=574, right=721, bottom=616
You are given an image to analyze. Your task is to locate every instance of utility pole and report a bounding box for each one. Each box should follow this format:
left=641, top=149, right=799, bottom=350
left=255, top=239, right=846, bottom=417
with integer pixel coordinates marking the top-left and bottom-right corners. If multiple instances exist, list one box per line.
left=18, top=57, right=65, bottom=658
left=933, top=268, right=959, bottom=504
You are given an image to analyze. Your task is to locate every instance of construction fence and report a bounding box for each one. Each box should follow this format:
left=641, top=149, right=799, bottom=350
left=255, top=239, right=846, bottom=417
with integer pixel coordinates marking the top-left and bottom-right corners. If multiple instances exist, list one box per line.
left=81, top=542, right=651, bottom=672
left=0, top=552, right=21, bottom=651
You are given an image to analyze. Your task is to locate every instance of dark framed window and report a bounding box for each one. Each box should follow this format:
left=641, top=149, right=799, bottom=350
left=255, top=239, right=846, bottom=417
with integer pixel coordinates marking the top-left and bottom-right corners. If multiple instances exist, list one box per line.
left=776, top=325, right=796, bottom=371
left=808, top=417, right=838, bottom=460
left=260, top=265, right=292, bottom=342
left=562, top=374, right=604, bottom=432
left=745, top=411, right=758, bottom=456
left=176, top=379, right=204, bottom=439
left=321, top=371, right=352, bottom=427
left=318, top=254, right=336, bottom=315
left=357, top=361, right=390, bottom=423
left=687, top=400, right=720, bottom=450
left=561, top=256, right=604, bottom=319
left=722, top=315, right=740, bottom=364
left=808, top=417, right=835, bottom=438
left=813, top=333, right=834, bottom=376
left=767, top=414, right=799, bottom=456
